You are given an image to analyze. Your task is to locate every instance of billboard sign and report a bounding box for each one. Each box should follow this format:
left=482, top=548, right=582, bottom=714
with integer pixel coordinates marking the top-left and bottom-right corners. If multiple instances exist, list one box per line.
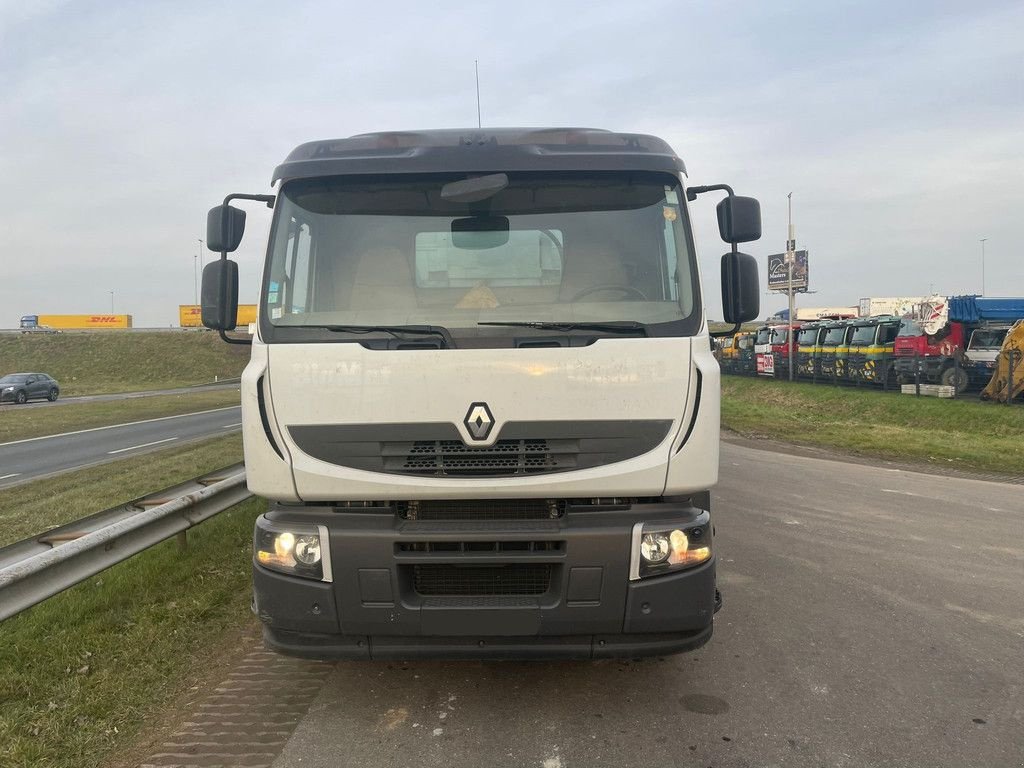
left=767, top=250, right=809, bottom=292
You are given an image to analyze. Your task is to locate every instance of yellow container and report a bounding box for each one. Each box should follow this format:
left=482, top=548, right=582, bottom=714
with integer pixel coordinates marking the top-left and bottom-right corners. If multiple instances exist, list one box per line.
left=38, top=314, right=132, bottom=329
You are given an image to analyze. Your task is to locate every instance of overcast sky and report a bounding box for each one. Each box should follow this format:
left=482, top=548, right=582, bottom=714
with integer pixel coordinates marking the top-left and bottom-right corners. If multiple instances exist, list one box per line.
left=1, top=0, right=1021, bottom=327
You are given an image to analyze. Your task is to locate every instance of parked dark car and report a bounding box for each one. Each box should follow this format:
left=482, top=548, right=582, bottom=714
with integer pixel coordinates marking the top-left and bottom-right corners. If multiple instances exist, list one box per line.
left=0, top=373, right=60, bottom=404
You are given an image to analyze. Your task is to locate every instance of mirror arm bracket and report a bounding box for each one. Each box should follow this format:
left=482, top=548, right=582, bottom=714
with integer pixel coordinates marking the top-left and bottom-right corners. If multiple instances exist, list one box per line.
left=709, top=322, right=741, bottom=339
left=686, top=184, right=738, bottom=253
left=209, top=193, right=272, bottom=347
left=219, top=328, right=251, bottom=346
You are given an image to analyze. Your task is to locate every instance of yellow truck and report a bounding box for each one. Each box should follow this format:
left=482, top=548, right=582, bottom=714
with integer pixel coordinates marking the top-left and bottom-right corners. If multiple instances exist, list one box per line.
left=179, top=304, right=257, bottom=329
left=20, top=314, right=132, bottom=330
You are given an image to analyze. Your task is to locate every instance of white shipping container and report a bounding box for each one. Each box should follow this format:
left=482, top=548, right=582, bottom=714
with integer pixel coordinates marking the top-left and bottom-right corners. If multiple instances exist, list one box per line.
left=858, top=297, right=924, bottom=318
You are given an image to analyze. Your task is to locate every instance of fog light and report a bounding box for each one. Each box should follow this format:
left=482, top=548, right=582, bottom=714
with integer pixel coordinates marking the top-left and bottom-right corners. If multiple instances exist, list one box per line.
left=294, top=535, right=321, bottom=565
left=640, top=533, right=670, bottom=563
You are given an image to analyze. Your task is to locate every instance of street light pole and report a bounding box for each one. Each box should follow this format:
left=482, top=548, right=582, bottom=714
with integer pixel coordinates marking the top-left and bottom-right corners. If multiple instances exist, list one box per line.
left=193, top=253, right=199, bottom=306
left=980, top=238, right=987, bottom=296
left=109, top=290, right=114, bottom=313
left=786, top=192, right=796, bottom=382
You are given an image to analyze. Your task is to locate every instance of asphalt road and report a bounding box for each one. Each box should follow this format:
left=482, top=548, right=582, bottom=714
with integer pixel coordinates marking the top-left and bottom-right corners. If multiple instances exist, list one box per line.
left=0, top=405, right=241, bottom=488
left=8, top=380, right=240, bottom=409
left=261, top=440, right=1023, bottom=768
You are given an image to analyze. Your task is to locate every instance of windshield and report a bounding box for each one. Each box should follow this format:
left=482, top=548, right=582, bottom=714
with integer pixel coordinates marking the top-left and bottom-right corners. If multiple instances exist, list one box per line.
left=771, top=328, right=789, bottom=345
left=898, top=319, right=923, bottom=337
left=969, top=328, right=1008, bottom=349
left=755, top=328, right=772, bottom=345
left=261, top=172, right=700, bottom=342
left=823, top=326, right=848, bottom=345
left=0, top=374, right=29, bottom=384
left=850, top=325, right=876, bottom=345
left=797, top=328, right=819, bottom=346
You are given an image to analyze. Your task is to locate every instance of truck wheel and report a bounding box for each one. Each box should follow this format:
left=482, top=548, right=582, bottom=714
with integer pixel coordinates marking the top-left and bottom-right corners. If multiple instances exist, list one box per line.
left=15, top=390, right=27, bottom=404
left=940, top=367, right=969, bottom=392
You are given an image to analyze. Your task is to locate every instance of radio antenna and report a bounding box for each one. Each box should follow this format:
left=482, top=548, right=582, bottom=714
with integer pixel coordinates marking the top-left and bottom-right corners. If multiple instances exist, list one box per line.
left=475, top=60, right=482, bottom=128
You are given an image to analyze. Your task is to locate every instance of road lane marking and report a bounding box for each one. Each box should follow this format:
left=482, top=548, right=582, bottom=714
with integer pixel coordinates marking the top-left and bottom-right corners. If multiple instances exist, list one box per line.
left=107, top=437, right=178, bottom=455
left=0, top=406, right=240, bottom=448
left=0, top=473, right=21, bottom=481
left=221, top=422, right=242, bottom=428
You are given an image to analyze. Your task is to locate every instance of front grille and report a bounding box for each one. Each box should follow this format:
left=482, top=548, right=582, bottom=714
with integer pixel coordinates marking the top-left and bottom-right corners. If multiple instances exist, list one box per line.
left=397, top=540, right=564, bottom=554
left=412, top=564, right=552, bottom=596
left=398, top=499, right=564, bottom=520
left=390, top=439, right=578, bottom=477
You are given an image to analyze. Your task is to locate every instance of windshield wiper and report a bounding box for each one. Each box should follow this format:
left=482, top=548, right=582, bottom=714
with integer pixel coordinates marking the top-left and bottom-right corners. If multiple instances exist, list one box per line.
left=306, top=324, right=455, bottom=348
left=478, top=321, right=647, bottom=336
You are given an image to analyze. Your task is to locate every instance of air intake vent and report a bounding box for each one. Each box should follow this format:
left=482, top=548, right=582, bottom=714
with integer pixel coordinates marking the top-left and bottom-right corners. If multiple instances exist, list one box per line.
left=392, top=439, right=577, bottom=477
left=398, top=499, right=563, bottom=520
left=412, top=564, right=552, bottom=596
left=397, top=540, right=563, bottom=554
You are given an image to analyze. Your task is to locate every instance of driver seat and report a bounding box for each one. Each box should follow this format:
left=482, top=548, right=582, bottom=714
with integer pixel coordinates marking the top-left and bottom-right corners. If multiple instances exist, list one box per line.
left=558, top=243, right=630, bottom=302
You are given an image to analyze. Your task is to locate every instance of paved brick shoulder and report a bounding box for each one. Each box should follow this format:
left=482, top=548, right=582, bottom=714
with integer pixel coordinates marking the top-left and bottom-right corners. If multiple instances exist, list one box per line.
left=139, top=639, right=334, bottom=768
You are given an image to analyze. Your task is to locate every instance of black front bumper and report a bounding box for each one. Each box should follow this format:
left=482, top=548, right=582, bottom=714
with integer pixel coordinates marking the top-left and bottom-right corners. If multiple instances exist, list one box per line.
left=253, top=497, right=717, bottom=660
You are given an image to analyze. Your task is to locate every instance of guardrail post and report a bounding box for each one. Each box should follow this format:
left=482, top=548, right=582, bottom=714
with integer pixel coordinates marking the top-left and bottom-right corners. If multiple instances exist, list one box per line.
left=177, top=530, right=188, bottom=552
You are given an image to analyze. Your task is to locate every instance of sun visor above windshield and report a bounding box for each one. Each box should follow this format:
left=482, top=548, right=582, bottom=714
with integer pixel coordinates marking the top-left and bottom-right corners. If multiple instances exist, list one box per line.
left=272, top=128, right=686, bottom=183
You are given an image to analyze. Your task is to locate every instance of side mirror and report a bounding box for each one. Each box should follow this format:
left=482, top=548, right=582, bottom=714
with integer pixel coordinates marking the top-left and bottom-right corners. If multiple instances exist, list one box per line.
left=206, top=204, right=246, bottom=253
left=721, top=252, right=760, bottom=324
left=201, top=260, right=239, bottom=331
left=716, top=196, right=761, bottom=244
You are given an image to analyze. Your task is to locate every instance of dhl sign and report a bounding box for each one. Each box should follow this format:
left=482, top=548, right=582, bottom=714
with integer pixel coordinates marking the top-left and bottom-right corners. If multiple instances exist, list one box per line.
left=179, top=304, right=257, bottom=328
left=37, top=314, right=133, bottom=329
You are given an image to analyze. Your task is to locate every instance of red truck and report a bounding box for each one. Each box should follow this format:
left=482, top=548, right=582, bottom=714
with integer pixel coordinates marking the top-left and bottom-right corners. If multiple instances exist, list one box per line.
left=754, top=323, right=800, bottom=377
left=895, top=296, right=1024, bottom=390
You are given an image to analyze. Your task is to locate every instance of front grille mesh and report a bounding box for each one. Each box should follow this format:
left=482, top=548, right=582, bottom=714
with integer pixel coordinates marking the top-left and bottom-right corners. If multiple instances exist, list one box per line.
left=397, top=540, right=563, bottom=554
left=412, top=564, right=552, bottom=596
left=398, top=499, right=564, bottom=521
left=387, top=439, right=578, bottom=477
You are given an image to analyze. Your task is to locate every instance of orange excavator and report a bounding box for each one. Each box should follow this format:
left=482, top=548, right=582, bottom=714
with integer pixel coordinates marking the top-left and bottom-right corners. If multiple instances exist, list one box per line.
left=981, top=320, right=1024, bottom=402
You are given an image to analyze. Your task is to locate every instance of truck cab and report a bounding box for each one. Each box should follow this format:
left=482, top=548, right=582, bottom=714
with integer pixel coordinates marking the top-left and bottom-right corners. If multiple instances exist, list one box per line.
left=199, top=128, right=760, bottom=659
left=893, top=318, right=967, bottom=388
left=845, top=316, right=901, bottom=386
left=796, top=321, right=827, bottom=378
left=753, top=325, right=774, bottom=376
left=818, top=319, right=854, bottom=379
left=965, top=325, right=1011, bottom=383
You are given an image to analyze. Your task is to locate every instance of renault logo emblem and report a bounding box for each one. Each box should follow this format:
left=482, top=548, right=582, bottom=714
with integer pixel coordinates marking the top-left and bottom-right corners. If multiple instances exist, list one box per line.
left=464, top=402, right=494, bottom=441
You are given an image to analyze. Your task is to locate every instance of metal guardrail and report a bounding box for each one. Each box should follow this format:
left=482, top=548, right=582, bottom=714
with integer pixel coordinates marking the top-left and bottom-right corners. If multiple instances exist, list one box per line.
left=0, top=464, right=250, bottom=621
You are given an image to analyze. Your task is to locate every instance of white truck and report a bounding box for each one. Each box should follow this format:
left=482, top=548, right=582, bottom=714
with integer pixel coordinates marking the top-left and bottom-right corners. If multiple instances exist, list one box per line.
left=200, top=128, right=760, bottom=659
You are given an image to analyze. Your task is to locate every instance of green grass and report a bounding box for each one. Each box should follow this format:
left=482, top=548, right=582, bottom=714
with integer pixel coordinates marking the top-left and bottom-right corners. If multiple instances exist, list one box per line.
left=0, top=332, right=249, bottom=396
left=0, top=433, right=244, bottom=546
left=0, top=389, right=240, bottom=444
left=0, top=435, right=257, bottom=768
left=722, top=376, right=1024, bottom=474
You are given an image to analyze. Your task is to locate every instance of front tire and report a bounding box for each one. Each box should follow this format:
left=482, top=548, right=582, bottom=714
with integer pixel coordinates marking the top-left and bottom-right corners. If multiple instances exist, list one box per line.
left=15, top=390, right=27, bottom=404
left=940, top=366, right=969, bottom=392
left=48, top=388, right=59, bottom=402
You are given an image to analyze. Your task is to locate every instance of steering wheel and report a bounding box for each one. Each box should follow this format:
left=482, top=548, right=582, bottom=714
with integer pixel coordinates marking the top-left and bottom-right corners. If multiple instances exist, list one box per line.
left=571, top=285, right=648, bottom=302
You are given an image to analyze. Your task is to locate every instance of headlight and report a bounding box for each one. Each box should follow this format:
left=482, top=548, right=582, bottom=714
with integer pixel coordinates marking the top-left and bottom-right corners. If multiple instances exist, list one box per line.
left=254, top=516, right=332, bottom=582
left=630, top=515, right=712, bottom=580
left=2, top=387, right=13, bottom=392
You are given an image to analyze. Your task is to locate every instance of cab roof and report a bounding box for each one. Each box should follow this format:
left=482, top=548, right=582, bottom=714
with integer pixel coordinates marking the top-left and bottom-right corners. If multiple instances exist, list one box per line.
left=273, top=128, right=686, bottom=184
